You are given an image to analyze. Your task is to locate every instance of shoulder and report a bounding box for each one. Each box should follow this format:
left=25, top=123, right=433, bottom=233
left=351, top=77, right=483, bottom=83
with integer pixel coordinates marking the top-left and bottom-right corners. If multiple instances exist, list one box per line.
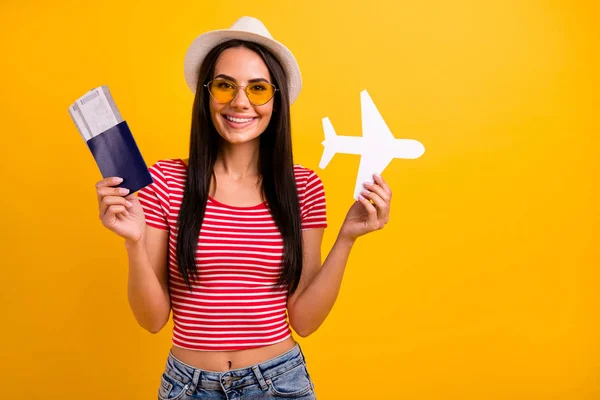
left=294, top=165, right=327, bottom=225
left=293, top=164, right=325, bottom=196
left=293, top=164, right=323, bottom=185
left=147, top=158, right=187, bottom=181
left=149, top=158, right=186, bottom=172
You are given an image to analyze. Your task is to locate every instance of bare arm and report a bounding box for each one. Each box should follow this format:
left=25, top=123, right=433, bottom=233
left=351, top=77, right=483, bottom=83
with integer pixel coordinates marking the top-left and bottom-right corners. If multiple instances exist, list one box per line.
left=96, top=176, right=171, bottom=334
left=287, top=229, right=354, bottom=337
left=287, top=173, right=392, bottom=337
left=125, top=226, right=171, bottom=334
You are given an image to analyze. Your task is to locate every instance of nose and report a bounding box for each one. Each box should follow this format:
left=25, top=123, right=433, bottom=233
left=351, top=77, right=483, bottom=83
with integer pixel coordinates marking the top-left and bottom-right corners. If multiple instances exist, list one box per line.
left=230, top=86, right=251, bottom=109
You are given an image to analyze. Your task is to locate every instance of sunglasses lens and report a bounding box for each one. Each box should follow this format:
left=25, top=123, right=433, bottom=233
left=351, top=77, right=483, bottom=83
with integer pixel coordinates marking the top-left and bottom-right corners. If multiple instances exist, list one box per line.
left=209, top=79, right=237, bottom=103
left=247, top=83, right=275, bottom=105
left=208, top=80, right=276, bottom=105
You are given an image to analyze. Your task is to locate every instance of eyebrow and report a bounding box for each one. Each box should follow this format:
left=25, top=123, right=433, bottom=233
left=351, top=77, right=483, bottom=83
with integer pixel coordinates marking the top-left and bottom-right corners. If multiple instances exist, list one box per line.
left=214, top=74, right=270, bottom=84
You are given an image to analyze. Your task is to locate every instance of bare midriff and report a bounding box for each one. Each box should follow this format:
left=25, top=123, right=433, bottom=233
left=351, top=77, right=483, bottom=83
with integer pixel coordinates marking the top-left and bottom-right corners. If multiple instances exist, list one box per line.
left=170, top=336, right=297, bottom=372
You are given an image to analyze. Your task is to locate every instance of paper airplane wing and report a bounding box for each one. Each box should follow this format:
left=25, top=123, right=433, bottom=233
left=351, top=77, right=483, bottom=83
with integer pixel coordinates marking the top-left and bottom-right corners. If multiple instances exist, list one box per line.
left=351, top=90, right=397, bottom=199
left=361, top=90, right=396, bottom=143
left=353, top=152, right=394, bottom=199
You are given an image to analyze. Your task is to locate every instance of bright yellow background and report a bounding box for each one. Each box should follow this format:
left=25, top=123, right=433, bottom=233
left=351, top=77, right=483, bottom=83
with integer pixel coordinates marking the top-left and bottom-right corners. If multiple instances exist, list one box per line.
left=0, top=0, right=598, bottom=399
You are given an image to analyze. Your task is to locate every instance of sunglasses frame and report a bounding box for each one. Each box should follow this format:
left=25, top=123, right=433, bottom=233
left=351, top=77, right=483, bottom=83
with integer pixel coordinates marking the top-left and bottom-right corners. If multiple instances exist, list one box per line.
left=204, top=79, right=279, bottom=106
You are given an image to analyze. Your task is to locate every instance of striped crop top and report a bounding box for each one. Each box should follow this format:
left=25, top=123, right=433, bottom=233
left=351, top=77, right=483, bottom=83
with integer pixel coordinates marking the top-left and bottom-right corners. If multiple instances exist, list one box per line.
left=136, top=159, right=327, bottom=351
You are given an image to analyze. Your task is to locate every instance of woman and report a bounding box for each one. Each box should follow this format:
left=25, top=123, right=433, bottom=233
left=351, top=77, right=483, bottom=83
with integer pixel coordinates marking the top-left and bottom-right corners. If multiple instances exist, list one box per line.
left=95, top=16, right=391, bottom=400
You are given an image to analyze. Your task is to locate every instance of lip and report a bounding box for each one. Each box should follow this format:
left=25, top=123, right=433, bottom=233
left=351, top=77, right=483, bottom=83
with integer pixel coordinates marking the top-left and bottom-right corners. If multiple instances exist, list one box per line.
left=221, top=114, right=257, bottom=129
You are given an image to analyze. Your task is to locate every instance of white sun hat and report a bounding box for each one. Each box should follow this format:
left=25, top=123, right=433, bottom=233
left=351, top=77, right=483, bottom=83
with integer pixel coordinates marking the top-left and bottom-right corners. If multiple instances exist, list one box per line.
left=183, top=16, right=302, bottom=104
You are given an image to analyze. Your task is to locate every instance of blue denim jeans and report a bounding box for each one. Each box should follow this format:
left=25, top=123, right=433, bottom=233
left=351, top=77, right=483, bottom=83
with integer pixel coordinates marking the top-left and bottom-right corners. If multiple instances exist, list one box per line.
left=158, top=344, right=317, bottom=400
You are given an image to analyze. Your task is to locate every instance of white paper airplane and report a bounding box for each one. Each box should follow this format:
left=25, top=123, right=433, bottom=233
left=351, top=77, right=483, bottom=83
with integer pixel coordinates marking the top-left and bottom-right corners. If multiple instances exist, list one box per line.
left=319, top=90, right=426, bottom=199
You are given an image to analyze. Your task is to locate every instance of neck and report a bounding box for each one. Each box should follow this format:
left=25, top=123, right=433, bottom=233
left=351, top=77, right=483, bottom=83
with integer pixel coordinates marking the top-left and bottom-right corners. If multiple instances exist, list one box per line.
left=213, top=138, right=260, bottom=180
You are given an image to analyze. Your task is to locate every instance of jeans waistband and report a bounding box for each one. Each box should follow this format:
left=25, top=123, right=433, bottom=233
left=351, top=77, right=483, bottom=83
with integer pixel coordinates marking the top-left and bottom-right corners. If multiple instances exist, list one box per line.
left=165, top=343, right=306, bottom=392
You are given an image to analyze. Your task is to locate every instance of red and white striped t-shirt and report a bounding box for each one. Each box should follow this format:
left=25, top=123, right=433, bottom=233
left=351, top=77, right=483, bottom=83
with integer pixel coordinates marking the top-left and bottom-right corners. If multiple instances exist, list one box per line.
left=136, top=158, right=327, bottom=351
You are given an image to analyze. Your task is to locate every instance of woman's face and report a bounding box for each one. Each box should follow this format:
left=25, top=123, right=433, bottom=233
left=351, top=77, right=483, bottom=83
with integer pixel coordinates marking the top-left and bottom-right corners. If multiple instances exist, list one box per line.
left=209, top=47, right=275, bottom=145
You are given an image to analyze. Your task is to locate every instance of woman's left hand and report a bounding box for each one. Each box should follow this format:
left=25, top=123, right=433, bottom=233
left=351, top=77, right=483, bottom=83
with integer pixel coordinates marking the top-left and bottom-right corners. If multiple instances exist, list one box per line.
left=339, top=173, right=392, bottom=242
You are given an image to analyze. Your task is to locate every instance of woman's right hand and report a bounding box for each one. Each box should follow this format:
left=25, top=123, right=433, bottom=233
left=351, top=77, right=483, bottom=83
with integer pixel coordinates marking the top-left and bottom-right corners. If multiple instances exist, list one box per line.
left=96, top=177, right=146, bottom=243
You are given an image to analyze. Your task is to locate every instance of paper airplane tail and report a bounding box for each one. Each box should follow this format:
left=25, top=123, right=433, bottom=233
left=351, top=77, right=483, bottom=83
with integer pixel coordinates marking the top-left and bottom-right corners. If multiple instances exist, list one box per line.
left=322, top=117, right=337, bottom=142
left=319, top=117, right=337, bottom=169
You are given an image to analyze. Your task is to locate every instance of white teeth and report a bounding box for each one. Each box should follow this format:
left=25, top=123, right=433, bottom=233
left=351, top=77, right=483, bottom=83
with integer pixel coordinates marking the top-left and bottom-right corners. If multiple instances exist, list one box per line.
left=225, top=115, right=254, bottom=123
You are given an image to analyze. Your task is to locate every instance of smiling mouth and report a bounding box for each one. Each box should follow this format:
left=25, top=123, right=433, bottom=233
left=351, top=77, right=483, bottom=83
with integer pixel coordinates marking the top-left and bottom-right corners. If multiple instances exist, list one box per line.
left=222, top=114, right=257, bottom=128
left=223, top=115, right=256, bottom=123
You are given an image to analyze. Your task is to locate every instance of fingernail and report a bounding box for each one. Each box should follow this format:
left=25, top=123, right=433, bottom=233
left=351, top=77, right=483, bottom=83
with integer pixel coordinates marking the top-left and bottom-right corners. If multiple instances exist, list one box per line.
left=125, top=201, right=133, bottom=207
left=374, top=173, right=381, bottom=179
left=119, top=188, right=130, bottom=195
left=363, top=181, right=371, bottom=187
left=114, top=177, right=123, bottom=183
left=358, top=194, right=365, bottom=201
left=362, top=190, right=370, bottom=196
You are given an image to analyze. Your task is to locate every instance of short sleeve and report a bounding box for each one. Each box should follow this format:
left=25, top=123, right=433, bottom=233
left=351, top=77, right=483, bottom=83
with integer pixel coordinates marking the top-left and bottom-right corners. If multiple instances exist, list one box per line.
left=136, top=162, right=170, bottom=231
left=300, top=170, right=327, bottom=230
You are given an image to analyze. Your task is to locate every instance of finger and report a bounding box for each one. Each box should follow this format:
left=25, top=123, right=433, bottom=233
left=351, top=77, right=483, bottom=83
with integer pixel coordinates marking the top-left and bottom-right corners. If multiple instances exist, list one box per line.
left=373, top=173, right=392, bottom=199
left=97, top=188, right=131, bottom=213
left=105, top=204, right=128, bottom=219
left=99, top=196, right=133, bottom=218
left=100, top=197, right=132, bottom=218
left=363, top=181, right=390, bottom=203
left=97, top=186, right=130, bottom=202
left=357, top=194, right=378, bottom=225
left=95, top=176, right=124, bottom=189
left=361, top=189, right=389, bottom=222
left=96, top=177, right=124, bottom=201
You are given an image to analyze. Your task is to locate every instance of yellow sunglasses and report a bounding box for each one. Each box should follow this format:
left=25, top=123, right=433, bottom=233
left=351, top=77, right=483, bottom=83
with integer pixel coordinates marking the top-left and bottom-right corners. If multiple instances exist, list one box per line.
left=204, top=78, right=278, bottom=106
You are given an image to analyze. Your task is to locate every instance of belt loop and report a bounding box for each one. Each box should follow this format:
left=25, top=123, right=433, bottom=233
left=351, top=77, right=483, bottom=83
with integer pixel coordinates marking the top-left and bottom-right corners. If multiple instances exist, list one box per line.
left=251, top=365, right=269, bottom=391
left=186, top=369, right=201, bottom=394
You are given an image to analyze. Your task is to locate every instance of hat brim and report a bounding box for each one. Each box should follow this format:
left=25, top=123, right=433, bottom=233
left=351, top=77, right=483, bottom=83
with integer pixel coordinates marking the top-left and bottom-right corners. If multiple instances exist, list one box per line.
left=184, top=29, right=302, bottom=104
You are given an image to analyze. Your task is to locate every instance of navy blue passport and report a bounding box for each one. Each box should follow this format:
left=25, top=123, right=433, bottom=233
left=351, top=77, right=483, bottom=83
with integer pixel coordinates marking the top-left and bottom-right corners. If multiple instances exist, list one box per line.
left=86, top=121, right=153, bottom=194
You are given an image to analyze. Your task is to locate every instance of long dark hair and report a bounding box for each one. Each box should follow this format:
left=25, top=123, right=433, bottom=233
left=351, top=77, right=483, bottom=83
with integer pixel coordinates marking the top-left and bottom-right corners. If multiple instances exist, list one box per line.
left=176, top=40, right=303, bottom=295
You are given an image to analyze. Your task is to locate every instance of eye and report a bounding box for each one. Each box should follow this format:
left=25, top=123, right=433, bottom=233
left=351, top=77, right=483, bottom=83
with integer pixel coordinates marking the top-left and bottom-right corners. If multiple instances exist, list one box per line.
left=216, top=80, right=235, bottom=89
left=250, top=84, right=268, bottom=91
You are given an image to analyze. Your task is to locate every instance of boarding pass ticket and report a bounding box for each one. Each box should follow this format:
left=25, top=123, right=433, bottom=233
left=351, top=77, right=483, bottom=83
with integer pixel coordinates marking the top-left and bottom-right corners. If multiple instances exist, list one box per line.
left=69, top=86, right=124, bottom=141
